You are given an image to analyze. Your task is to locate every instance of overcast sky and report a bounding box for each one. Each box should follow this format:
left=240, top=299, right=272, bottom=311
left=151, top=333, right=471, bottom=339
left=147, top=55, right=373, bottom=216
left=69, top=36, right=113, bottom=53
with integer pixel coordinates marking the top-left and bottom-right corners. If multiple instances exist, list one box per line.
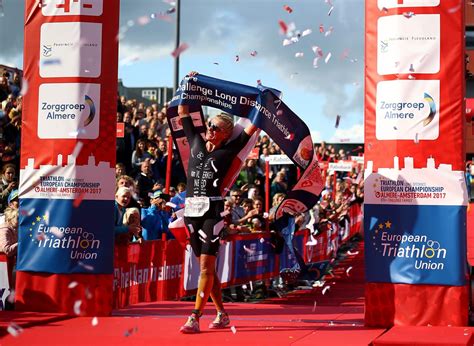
left=0, top=0, right=365, bottom=142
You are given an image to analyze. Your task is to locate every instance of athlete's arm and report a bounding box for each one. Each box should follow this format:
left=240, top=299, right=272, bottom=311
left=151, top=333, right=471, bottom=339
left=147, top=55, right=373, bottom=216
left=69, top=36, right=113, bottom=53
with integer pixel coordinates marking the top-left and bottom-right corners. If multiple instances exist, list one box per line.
left=177, top=104, right=190, bottom=119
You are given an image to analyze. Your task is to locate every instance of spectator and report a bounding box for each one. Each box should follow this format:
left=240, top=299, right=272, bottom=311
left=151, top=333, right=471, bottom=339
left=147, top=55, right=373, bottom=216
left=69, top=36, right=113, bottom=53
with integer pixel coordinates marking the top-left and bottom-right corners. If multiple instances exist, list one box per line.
left=0, top=164, right=17, bottom=213
left=131, top=139, right=151, bottom=174
left=0, top=207, right=19, bottom=293
left=170, top=183, right=186, bottom=210
left=135, top=160, right=161, bottom=206
left=123, top=207, right=143, bottom=243
left=141, top=190, right=173, bottom=240
left=270, top=171, right=288, bottom=200
left=114, top=187, right=141, bottom=244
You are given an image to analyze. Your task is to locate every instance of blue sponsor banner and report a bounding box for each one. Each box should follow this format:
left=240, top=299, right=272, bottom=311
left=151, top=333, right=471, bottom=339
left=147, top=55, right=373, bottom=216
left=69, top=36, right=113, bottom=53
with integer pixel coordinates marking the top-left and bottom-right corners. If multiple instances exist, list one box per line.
left=364, top=204, right=467, bottom=286
left=234, top=238, right=276, bottom=280
left=279, top=233, right=304, bottom=270
left=17, top=198, right=114, bottom=274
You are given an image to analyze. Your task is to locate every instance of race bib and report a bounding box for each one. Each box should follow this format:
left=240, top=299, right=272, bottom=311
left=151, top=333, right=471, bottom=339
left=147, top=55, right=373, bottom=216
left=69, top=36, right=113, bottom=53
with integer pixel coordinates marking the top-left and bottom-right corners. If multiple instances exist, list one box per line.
left=184, top=197, right=210, bottom=217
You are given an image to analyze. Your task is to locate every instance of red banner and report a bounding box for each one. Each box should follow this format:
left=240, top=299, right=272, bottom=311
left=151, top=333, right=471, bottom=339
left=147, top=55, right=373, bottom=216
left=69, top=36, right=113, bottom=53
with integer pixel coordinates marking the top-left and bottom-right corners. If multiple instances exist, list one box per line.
left=365, top=1, right=465, bottom=171
left=364, top=0, right=467, bottom=327
left=16, top=0, right=119, bottom=315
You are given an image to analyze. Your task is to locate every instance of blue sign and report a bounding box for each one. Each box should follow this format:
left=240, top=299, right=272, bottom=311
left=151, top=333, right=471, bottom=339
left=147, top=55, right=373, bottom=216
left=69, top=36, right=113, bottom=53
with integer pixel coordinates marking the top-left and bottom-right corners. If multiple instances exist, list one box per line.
left=234, top=238, right=276, bottom=280
left=364, top=204, right=467, bottom=286
left=17, top=198, right=114, bottom=274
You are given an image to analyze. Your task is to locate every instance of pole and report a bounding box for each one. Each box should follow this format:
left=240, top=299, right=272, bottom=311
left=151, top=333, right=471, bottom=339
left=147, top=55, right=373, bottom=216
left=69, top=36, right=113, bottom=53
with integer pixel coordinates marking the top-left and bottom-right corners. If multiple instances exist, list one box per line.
left=165, top=134, right=173, bottom=193
left=173, top=0, right=181, bottom=92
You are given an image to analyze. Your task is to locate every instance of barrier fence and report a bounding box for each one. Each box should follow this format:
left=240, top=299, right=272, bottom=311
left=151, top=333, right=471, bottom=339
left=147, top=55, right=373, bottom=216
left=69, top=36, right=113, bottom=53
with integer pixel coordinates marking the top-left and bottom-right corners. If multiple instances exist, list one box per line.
left=112, top=202, right=363, bottom=309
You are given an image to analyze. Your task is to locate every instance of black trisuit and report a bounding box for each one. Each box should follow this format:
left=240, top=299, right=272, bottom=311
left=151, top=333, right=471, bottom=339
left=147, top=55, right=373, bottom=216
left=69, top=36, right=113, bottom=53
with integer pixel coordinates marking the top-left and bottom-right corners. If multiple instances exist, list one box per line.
left=182, top=116, right=251, bottom=256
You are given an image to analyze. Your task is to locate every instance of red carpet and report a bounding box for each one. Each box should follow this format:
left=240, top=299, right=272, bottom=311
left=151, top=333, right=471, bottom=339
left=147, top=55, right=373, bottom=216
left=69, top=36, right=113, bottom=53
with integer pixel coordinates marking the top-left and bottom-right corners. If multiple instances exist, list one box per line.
left=2, top=241, right=472, bottom=345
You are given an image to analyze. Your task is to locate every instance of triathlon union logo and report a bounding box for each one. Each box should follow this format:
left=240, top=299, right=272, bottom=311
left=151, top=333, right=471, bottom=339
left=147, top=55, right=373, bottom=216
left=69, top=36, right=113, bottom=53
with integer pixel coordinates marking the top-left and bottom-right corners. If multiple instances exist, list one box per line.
left=28, top=214, right=100, bottom=261
left=371, top=220, right=446, bottom=271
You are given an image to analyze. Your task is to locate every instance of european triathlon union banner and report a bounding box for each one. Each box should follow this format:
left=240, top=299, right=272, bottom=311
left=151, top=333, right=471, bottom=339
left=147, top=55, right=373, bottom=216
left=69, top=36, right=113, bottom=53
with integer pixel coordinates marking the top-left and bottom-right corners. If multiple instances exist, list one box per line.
left=17, top=198, right=114, bottom=274
left=167, top=74, right=324, bottom=225
left=364, top=163, right=468, bottom=286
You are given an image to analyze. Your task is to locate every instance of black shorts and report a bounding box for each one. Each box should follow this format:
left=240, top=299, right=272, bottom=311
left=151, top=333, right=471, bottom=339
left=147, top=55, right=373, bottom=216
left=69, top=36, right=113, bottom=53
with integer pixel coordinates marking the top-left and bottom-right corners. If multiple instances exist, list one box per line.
left=184, top=200, right=224, bottom=257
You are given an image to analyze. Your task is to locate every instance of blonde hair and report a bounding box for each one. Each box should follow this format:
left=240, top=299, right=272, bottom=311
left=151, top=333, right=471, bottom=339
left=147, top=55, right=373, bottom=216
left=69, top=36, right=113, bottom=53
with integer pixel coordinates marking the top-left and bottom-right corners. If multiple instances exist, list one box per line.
left=4, top=207, right=18, bottom=228
left=215, top=114, right=234, bottom=136
left=123, top=207, right=140, bottom=225
left=272, top=193, right=286, bottom=207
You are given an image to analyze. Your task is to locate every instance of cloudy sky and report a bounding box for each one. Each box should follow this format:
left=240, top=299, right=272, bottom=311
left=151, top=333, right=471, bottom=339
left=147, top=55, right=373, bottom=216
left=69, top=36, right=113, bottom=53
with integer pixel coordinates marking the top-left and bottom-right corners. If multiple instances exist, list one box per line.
left=0, top=0, right=365, bottom=142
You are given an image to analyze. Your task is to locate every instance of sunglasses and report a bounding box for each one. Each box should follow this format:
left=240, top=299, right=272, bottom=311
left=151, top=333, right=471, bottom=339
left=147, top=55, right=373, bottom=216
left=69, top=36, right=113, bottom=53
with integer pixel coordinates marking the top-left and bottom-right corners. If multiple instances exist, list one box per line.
left=207, top=121, right=222, bottom=132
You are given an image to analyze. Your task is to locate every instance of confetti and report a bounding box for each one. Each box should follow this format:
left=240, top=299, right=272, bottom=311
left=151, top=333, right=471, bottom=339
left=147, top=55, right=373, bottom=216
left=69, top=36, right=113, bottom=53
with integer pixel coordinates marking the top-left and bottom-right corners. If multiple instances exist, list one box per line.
left=381, top=7, right=388, bottom=13
left=306, top=235, right=317, bottom=246
left=73, top=300, right=82, bottom=315
left=78, top=261, right=94, bottom=271
left=257, top=79, right=262, bottom=85
left=166, top=7, right=176, bottom=14
left=259, top=238, right=265, bottom=243
left=327, top=6, right=334, bottom=16
left=242, top=284, right=247, bottom=289
left=312, top=301, right=317, bottom=312
left=250, top=50, right=258, bottom=57
left=278, top=20, right=288, bottom=35
left=73, top=192, right=86, bottom=208
left=409, top=64, right=415, bottom=72
left=324, top=26, right=334, bottom=37
left=301, top=29, right=312, bottom=37
left=166, top=202, right=177, bottom=208
left=91, top=317, right=99, bottom=326
left=319, top=24, right=324, bottom=33
left=322, top=286, right=330, bottom=295
left=283, top=5, right=293, bottom=13
left=403, top=11, right=415, bottom=18
left=126, top=20, right=135, bottom=27
left=312, top=46, right=323, bottom=57
left=213, top=62, right=219, bottom=65
left=171, top=43, right=189, bottom=58
left=263, top=212, right=269, bottom=219
left=414, top=133, right=419, bottom=144
left=49, top=226, right=65, bottom=239
left=324, top=52, right=332, bottom=64
left=231, top=326, right=237, bottom=334
left=346, top=266, right=353, bottom=276
left=312, top=280, right=324, bottom=287
left=137, top=15, right=150, bottom=26
left=199, top=291, right=205, bottom=298
left=347, top=250, right=359, bottom=256
left=235, top=55, right=240, bottom=62
left=408, top=74, right=416, bottom=80
left=295, top=52, right=304, bottom=58
left=68, top=281, right=79, bottom=289
left=328, top=321, right=335, bottom=326
left=72, top=141, right=84, bottom=158
left=85, top=287, right=93, bottom=300
left=7, top=323, right=23, bottom=337
left=335, top=114, right=341, bottom=128
left=243, top=245, right=256, bottom=254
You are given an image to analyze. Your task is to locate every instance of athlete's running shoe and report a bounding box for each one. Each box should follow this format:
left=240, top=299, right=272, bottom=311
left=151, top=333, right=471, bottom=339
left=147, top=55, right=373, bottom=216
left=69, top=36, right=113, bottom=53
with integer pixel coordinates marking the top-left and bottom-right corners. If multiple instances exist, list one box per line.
left=208, top=311, right=230, bottom=329
left=179, top=315, right=200, bottom=334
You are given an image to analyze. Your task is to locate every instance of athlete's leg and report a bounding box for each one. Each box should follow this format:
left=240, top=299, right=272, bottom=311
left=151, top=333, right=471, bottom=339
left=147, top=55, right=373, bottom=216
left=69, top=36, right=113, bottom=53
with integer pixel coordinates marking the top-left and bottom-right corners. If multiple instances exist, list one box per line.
left=194, top=254, right=216, bottom=313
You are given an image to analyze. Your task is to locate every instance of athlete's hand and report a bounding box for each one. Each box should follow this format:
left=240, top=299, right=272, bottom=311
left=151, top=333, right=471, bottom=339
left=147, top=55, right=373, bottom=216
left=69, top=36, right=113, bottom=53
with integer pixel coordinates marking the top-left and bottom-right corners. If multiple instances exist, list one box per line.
left=178, top=105, right=189, bottom=117
left=187, top=71, right=198, bottom=77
